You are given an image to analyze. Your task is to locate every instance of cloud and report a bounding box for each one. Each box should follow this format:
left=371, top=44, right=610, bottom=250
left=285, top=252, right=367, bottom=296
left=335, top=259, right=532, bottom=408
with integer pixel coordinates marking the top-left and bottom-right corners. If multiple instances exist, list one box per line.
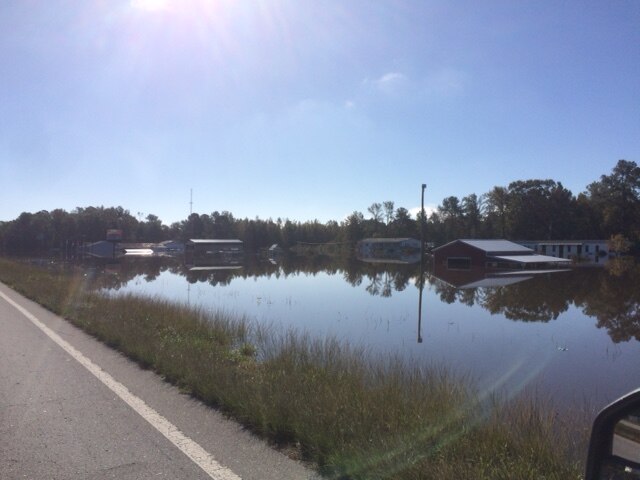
left=360, top=68, right=466, bottom=102
left=423, top=68, right=466, bottom=97
left=361, top=72, right=409, bottom=96
left=409, top=204, right=438, bottom=219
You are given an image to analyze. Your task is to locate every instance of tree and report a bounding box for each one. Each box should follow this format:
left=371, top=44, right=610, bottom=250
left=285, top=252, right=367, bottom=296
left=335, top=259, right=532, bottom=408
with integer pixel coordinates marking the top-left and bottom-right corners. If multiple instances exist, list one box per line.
left=182, top=213, right=204, bottom=240
left=587, top=160, right=640, bottom=241
left=343, top=211, right=365, bottom=243
left=389, top=207, right=416, bottom=238
left=437, top=196, right=464, bottom=240
left=367, top=202, right=383, bottom=223
left=461, top=194, right=482, bottom=238
left=484, top=186, right=509, bottom=238
left=506, top=180, right=574, bottom=240
left=383, top=201, right=395, bottom=225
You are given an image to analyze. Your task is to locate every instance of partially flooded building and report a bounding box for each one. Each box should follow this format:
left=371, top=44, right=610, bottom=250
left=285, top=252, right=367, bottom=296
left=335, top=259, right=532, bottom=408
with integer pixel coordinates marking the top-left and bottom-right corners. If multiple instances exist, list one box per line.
left=433, top=239, right=571, bottom=270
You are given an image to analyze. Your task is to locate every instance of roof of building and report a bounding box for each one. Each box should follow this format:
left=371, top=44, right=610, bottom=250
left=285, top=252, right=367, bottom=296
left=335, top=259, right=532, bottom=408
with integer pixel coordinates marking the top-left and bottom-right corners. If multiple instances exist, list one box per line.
left=491, top=254, right=572, bottom=264
left=461, top=276, right=534, bottom=288
left=519, top=240, right=608, bottom=246
left=187, top=239, right=243, bottom=244
left=359, top=238, right=419, bottom=243
left=434, top=239, right=532, bottom=254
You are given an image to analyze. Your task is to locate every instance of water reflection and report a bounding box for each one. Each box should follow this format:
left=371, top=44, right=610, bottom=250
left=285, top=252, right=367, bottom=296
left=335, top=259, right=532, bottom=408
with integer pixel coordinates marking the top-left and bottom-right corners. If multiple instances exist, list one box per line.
left=83, top=254, right=640, bottom=345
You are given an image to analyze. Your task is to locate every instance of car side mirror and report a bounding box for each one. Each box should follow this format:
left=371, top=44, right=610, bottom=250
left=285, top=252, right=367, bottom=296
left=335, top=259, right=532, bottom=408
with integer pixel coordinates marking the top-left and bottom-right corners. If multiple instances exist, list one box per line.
left=586, top=388, right=640, bottom=479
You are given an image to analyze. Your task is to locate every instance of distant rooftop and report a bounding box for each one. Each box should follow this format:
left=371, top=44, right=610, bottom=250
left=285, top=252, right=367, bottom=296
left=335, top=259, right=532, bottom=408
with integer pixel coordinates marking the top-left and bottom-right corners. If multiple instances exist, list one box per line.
left=359, top=238, right=418, bottom=243
left=457, top=239, right=533, bottom=253
left=187, top=239, right=243, bottom=244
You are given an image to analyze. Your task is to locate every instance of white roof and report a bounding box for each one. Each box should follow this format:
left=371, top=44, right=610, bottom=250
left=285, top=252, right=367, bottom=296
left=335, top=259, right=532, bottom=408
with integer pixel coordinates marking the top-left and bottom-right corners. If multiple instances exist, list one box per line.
left=492, top=254, right=572, bottom=264
left=188, top=239, right=243, bottom=244
left=462, top=276, right=533, bottom=288
left=360, top=238, right=418, bottom=243
left=459, top=239, right=532, bottom=253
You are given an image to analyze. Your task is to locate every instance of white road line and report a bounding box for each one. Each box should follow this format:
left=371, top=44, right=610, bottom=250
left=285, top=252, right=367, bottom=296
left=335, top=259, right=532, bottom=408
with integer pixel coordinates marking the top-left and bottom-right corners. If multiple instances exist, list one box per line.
left=0, top=289, right=242, bottom=480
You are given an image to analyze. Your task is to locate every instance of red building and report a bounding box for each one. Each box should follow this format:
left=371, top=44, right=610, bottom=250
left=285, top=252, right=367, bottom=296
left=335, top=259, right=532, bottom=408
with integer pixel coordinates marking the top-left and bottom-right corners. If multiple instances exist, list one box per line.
left=433, top=239, right=571, bottom=270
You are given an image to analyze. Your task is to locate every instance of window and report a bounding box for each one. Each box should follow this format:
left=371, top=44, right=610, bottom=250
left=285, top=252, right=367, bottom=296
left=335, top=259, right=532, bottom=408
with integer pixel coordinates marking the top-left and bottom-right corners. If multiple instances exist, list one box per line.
left=447, top=257, right=471, bottom=270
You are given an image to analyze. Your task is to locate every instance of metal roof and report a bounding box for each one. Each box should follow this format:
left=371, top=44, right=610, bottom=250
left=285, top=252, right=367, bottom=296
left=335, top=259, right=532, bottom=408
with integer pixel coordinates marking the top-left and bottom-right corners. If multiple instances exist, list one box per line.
left=188, top=239, right=243, bottom=244
left=491, top=254, right=572, bottom=264
left=458, top=239, right=533, bottom=253
left=359, top=238, right=419, bottom=243
left=461, top=276, right=534, bottom=288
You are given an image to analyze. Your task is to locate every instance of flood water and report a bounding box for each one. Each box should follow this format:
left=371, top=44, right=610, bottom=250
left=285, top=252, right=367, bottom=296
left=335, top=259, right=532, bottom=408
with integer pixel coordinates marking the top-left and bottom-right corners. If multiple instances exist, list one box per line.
left=92, top=253, right=640, bottom=411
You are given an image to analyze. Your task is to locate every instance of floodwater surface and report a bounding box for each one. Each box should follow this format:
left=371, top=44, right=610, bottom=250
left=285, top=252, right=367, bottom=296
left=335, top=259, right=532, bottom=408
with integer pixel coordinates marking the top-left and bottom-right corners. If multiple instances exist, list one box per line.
left=97, top=254, right=640, bottom=410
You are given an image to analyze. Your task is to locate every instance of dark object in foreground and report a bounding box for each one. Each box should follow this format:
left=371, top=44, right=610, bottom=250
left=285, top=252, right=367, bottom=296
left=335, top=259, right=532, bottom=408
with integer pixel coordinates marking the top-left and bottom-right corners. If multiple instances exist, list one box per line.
left=587, top=388, right=640, bottom=479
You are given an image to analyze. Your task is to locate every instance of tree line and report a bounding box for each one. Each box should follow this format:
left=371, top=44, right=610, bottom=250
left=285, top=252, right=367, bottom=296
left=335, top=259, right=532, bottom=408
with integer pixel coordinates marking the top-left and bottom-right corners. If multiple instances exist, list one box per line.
left=0, top=160, right=638, bottom=254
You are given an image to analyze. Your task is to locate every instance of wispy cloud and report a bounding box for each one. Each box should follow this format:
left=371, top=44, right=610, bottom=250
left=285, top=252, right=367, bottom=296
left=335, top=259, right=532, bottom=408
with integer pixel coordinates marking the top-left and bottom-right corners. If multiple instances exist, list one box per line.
left=409, top=204, right=438, bottom=219
left=373, top=72, right=408, bottom=95
left=361, top=68, right=466, bottom=101
left=423, top=68, right=466, bottom=97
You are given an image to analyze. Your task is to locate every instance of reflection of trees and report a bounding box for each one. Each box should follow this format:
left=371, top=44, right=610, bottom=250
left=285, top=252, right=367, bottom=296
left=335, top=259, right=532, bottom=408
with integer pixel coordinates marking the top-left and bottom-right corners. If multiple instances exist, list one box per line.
left=431, top=262, right=640, bottom=343
left=578, top=258, right=640, bottom=343
left=479, top=275, right=573, bottom=321
left=363, top=270, right=413, bottom=297
left=84, top=254, right=640, bottom=345
left=79, top=256, right=176, bottom=291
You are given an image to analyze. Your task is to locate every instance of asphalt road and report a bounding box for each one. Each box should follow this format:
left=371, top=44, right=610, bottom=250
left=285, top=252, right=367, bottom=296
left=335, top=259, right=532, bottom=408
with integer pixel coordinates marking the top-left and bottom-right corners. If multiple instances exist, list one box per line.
left=0, top=282, right=318, bottom=480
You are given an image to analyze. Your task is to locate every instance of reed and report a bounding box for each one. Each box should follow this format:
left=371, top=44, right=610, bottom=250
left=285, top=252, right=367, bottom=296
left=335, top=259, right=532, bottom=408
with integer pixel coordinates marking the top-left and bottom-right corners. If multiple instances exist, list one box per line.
left=0, top=258, right=585, bottom=479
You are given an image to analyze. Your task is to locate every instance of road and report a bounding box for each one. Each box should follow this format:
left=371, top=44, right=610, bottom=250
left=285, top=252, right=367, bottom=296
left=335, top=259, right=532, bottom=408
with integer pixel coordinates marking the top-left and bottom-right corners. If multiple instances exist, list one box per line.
left=0, top=282, right=318, bottom=480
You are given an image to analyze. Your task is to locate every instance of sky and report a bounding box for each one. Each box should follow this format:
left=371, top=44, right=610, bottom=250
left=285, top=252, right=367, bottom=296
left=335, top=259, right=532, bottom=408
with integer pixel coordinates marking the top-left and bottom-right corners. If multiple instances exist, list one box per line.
left=1, top=0, right=638, bottom=225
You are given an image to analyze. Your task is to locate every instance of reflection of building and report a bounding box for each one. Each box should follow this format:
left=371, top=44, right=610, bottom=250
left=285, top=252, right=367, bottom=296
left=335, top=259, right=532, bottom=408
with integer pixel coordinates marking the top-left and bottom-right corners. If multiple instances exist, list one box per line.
left=358, top=238, right=420, bottom=257
left=516, top=240, right=610, bottom=263
left=357, top=238, right=421, bottom=265
left=83, top=240, right=117, bottom=258
left=358, top=254, right=421, bottom=265
left=433, top=239, right=572, bottom=270
left=185, top=239, right=244, bottom=267
left=432, top=263, right=535, bottom=289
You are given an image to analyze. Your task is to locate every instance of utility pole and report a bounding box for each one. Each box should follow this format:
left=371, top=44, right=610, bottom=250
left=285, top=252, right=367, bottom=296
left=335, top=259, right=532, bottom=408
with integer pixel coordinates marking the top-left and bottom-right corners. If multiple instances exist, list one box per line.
left=420, top=183, right=426, bottom=257
left=418, top=183, right=426, bottom=343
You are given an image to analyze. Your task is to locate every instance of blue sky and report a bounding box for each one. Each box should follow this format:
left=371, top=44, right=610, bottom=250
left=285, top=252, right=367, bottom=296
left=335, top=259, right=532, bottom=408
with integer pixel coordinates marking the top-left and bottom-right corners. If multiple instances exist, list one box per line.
left=1, top=0, right=638, bottom=225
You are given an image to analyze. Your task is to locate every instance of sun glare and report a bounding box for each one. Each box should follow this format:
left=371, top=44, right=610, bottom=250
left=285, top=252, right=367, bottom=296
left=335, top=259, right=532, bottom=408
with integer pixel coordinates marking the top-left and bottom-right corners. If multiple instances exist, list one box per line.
left=130, top=0, right=170, bottom=12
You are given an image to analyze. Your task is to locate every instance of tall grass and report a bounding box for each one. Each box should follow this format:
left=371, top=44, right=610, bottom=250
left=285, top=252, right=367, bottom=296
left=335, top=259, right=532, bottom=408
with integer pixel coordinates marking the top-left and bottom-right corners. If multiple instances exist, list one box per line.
left=0, top=258, right=586, bottom=479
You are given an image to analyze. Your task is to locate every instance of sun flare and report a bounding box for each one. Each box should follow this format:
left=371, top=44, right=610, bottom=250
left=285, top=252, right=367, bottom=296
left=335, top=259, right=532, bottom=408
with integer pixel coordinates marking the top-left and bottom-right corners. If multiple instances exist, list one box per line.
left=130, top=0, right=170, bottom=12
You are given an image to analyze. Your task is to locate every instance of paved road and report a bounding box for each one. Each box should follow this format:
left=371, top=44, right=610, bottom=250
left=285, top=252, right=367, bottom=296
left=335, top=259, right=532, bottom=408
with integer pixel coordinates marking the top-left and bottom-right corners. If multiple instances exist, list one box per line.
left=0, top=282, right=318, bottom=480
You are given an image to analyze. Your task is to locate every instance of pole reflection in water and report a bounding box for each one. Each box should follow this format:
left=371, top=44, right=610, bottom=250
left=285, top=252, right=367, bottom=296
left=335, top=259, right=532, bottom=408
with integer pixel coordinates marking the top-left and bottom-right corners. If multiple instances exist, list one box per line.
left=417, top=254, right=424, bottom=343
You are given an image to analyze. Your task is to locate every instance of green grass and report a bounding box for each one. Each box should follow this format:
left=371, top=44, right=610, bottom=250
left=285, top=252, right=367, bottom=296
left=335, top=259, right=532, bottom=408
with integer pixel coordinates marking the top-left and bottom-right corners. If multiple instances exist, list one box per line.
left=0, top=258, right=587, bottom=479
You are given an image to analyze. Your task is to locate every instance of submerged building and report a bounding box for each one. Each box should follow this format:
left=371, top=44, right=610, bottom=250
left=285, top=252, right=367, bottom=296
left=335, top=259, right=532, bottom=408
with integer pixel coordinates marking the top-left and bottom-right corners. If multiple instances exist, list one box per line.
left=516, top=240, right=610, bottom=263
left=433, top=239, right=571, bottom=270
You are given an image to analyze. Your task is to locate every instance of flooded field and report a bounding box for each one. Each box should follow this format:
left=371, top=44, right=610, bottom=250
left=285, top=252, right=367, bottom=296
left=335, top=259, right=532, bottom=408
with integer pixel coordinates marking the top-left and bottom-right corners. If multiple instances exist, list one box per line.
left=94, top=253, right=639, bottom=410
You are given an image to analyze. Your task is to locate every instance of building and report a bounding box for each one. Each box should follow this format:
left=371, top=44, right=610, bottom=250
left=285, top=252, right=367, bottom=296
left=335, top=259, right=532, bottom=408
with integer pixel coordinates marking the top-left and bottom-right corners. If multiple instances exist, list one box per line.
left=516, top=240, right=610, bottom=263
left=185, top=239, right=243, bottom=256
left=155, top=240, right=185, bottom=254
left=185, top=239, right=244, bottom=268
left=357, top=238, right=421, bottom=256
left=433, top=239, right=571, bottom=270
left=83, top=240, right=118, bottom=258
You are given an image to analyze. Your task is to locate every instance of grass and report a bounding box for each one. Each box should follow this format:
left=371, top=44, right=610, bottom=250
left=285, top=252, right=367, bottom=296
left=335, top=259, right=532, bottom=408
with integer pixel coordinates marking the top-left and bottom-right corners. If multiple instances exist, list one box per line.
left=0, top=258, right=587, bottom=479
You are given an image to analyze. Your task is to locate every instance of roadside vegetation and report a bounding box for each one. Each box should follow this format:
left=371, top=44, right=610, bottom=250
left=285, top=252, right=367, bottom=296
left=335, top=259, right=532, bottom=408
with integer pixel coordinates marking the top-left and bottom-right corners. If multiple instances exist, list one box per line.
left=0, top=258, right=588, bottom=479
